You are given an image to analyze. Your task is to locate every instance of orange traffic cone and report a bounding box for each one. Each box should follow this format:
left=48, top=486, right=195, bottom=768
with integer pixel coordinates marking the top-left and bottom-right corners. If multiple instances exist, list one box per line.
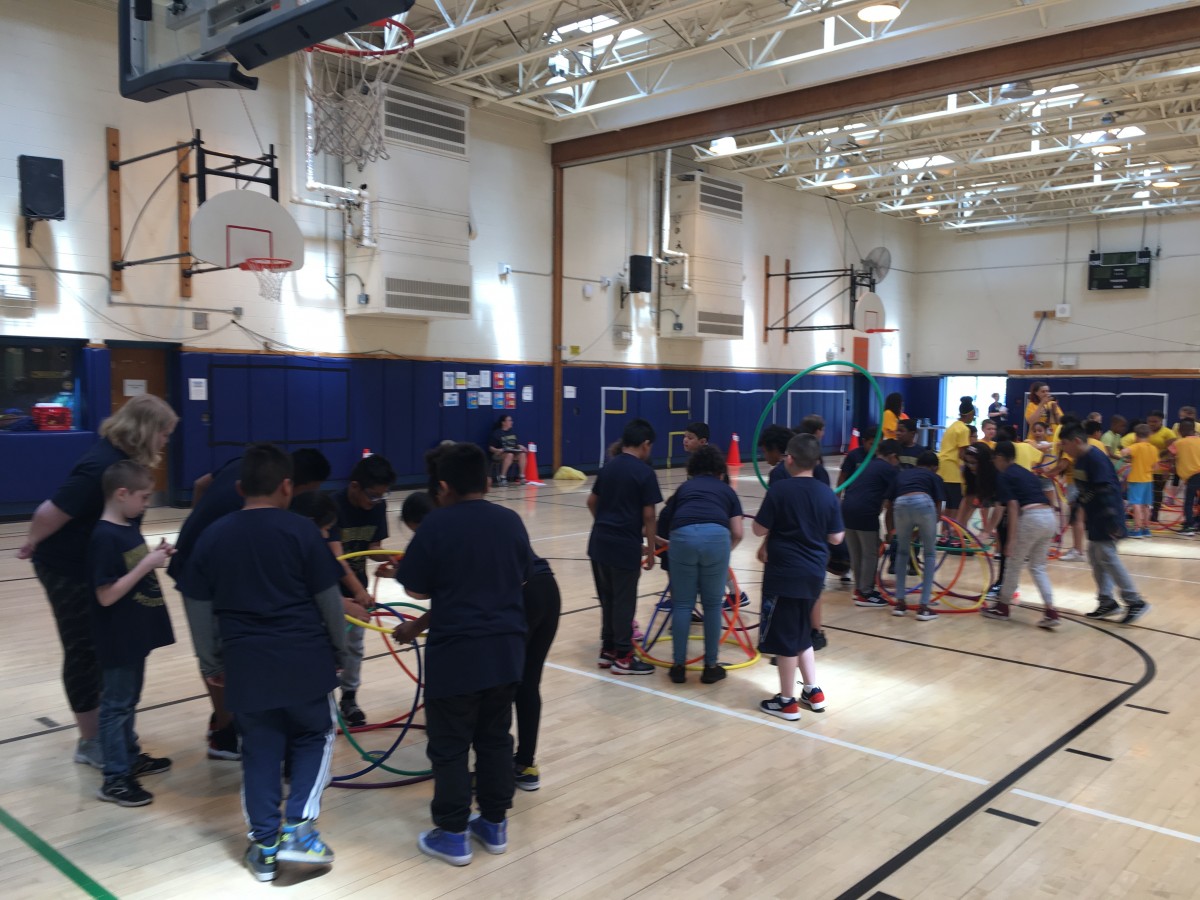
left=524, top=442, right=544, bottom=485
left=727, top=433, right=742, bottom=467
left=848, top=428, right=860, bottom=452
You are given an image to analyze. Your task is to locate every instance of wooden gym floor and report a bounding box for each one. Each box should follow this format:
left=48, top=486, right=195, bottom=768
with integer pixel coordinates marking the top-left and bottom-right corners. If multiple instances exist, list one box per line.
left=2, top=466, right=1200, bottom=899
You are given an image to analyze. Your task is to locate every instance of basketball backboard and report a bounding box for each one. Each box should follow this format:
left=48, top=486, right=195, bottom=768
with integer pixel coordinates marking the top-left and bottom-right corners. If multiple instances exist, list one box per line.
left=854, top=291, right=887, bottom=332
left=120, top=0, right=415, bottom=102
left=191, top=191, right=304, bottom=272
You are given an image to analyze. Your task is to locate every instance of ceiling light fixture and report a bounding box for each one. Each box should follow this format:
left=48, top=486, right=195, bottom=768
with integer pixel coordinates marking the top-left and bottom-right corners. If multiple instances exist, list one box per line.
left=831, top=170, right=857, bottom=191
left=916, top=206, right=938, bottom=217
left=1151, top=173, right=1181, bottom=189
left=708, top=136, right=738, bottom=155
left=1089, top=132, right=1121, bottom=155
left=857, top=2, right=901, bottom=24
left=999, top=80, right=1035, bottom=100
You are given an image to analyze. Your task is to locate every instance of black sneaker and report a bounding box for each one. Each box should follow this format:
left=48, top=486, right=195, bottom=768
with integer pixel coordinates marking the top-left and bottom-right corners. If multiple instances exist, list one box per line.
left=340, top=691, right=367, bottom=727
left=97, top=775, right=153, bottom=807
left=811, top=630, right=828, bottom=652
left=1120, top=601, right=1150, bottom=624
left=612, top=653, right=654, bottom=675
left=208, top=723, right=241, bottom=761
left=669, top=664, right=687, bottom=683
left=131, top=753, right=172, bottom=777
left=700, top=664, right=726, bottom=684
left=1086, top=597, right=1121, bottom=619
left=514, top=763, right=540, bottom=792
left=245, top=840, right=279, bottom=882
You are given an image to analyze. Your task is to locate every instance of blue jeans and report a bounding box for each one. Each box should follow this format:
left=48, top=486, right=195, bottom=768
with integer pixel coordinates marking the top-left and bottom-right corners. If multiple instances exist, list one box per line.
left=893, top=494, right=938, bottom=608
left=99, top=660, right=145, bottom=779
left=669, top=523, right=731, bottom=666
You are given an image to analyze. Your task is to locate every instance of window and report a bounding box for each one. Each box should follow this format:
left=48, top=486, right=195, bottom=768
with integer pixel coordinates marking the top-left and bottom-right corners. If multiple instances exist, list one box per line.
left=1, top=339, right=84, bottom=432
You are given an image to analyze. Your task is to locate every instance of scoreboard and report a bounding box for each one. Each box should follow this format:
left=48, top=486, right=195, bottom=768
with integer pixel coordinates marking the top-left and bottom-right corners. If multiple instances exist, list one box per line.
left=1087, top=248, right=1152, bottom=290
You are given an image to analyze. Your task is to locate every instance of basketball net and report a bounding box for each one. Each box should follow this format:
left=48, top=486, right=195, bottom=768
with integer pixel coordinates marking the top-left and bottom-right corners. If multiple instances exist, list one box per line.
left=304, top=19, right=414, bottom=171
left=241, top=258, right=291, bottom=302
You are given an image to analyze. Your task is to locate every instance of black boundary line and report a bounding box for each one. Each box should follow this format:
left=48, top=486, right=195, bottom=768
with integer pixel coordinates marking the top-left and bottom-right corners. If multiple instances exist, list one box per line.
left=866, top=894, right=903, bottom=900
left=560, top=604, right=601, bottom=617
left=831, top=619, right=1155, bottom=900
left=826, top=624, right=1134, bottom=686
left=1065, top=748, right=1114, bottom=762
left=1125, top=703, right=1169, bottom=714
left=984, top=808, right=1041, bottom=827
left=0, top=576, right=38, bottom=584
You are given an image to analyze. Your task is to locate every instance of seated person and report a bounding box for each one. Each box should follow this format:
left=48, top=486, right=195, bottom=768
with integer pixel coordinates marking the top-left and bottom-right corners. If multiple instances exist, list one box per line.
left=489, top=415, right=527, bottom=485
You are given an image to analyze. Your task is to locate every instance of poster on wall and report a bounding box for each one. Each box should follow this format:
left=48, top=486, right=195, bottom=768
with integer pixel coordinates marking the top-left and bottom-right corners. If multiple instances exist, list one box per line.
left=505, top=392, right=516, bottom=409
left=442, top=372, right=455, bottom=390
left=480, top=370, right=491, bottom=387
left=493, top=371, right=505, bottom=390
left=479, top=392, right=493, bottom=406
left=504, top=372, right=516, bottom=389
left=443, top=392, right=459, bottom=407
left=455, top=372, right=468, bottom=390
left=188, top=378, right=208, bottom=401
left=563, top=385, right=577, bottom=399
left=466, top=391, right=478, bottom=409
left=521, top=385, right=533, bottom=403
left=123, top=379, right=147, bottom=397
left=467, top=374, right=480, bottom=389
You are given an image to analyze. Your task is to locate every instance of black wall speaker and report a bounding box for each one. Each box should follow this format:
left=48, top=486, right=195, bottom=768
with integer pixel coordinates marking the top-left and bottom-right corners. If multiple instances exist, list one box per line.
left=18, top=156, right=66, bottom=221
left=629, top=255, right=653, bottom=293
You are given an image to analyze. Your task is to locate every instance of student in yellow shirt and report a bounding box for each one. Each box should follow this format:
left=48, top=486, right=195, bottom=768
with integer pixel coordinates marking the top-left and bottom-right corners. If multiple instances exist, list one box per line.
left=1052, top=415, right=1086, bottom=561
left=1142, top=410, right=1177, bottom=521
left=1122, top=424, right=1159, bottom=538
left=938, top=397, right=975, bottom=511
left=1024, top=382, right=1062, bottom=436
left=1167, top=406, right=1194, bottom=505
left=1175, top=418, right=1200, bottom=535
left=882, top=393, right=903, bottom=440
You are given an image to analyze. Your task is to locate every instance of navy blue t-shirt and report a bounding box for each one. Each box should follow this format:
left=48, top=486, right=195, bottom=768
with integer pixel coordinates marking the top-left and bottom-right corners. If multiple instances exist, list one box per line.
left=996, top=464, right=1047, bottom=508
left=396, top=499, right=532, bottom=700
left=840, top=447, right=868, bottom=480
left=897, top=441, right=928, bottom=469
left=184, top=507, right=345, bottom=713
left=34, top=439, right=130, bottom=578
left=770, top=459, right=830, bottom=486
left=665, top=475, right=743, bottom=531
left=755, top=476, right=844, bottom=599
left=333, top=489, right=389, bottom=587
left=1072, top=446, right=1126, bottom=541
left=168, top=456, right=242, bottom=590
left=889, top=467, right=945, bottom=503
left=840, top=458, right=898, bottom=531
left=588, top=453, right=662, bottom=569
left=90, top=520, right=175, bottom=668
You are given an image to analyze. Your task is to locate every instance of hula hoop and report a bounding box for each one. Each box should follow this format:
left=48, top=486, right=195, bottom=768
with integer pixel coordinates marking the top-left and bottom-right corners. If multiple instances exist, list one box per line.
left=875, top=516, right=991, bottom=612
left=635, top=568, right=761, bottom=671
left=750, top=360, right=885, bottom=493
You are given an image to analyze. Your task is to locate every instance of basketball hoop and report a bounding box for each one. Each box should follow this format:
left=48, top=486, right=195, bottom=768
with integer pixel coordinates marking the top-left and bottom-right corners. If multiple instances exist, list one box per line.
left=304, top=18, right=415, bottom=171
left=864, top=328, right=899, bottom=334
left=241, top=258, right=292, bottom=302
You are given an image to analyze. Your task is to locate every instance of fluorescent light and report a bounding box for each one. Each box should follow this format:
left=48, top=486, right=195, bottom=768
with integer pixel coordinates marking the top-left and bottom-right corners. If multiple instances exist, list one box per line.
left=1152, top=177, right=1181, bottom=189
left=916, top=207, right=938, bottom=217
left=857, top=2, right=901, bottom=23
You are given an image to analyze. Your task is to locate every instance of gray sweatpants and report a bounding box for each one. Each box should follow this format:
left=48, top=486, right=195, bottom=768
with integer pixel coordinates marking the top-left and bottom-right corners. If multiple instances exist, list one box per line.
left=846, top=528, right=880, bottom=595
left=997, top=506, right=1056, bottom=607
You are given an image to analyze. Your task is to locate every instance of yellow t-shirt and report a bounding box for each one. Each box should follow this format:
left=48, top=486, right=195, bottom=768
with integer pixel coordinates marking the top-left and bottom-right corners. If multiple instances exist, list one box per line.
left=1126, top=442, right=1158, bottom=483
left=1087, top=437, right=1107, bottom=454
left=982, top=440, right=996, bottom=450
left=1025, top=399, right=1061, bottom=433
left=1175, top=435, right=1200, bottom=481
left=938, top=420, right=971, bottom=484
left=1013, top=442, right=1040, bottom=471
left=882, top=409, right=899, bottom=441
left=1149, top=426, right=1177, bottom=452
left=1121, top=431, right=1137, bottom=448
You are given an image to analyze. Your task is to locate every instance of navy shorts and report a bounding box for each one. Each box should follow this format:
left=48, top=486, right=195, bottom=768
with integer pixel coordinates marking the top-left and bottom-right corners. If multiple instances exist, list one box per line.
left=758, top=595, right=816, bottom=657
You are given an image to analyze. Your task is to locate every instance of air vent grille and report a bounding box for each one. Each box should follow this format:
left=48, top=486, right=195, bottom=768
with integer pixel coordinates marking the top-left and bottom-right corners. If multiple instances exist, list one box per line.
left=384, top=277, right=471, bottom=316
left=383, top=87, right=468, bottom=157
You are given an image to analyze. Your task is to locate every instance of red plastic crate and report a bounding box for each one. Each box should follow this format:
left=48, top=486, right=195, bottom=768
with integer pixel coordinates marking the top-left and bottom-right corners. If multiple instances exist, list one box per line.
left=32, top=405, right=72, bottom=431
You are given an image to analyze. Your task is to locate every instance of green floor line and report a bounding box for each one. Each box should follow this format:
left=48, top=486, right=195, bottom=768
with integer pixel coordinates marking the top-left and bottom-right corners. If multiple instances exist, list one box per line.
left=0, top=805, right=117, bottom=900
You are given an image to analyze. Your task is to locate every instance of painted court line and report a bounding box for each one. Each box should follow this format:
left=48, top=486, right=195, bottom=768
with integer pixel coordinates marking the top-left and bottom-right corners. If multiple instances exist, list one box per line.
left=0, top=805, right=116, bottom=899
left=1011, top=789, right=1200, bottom=844
left=546, top=662, right=989, bottom=785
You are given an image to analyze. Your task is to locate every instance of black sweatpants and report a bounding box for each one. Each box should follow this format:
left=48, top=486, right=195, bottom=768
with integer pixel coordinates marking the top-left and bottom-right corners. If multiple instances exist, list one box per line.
left=425, top=683, right=518, bottom=832
left=590, top=560, right=641, bottom=655
left=515, top=572, right=561, bottom=768
left=34, top=562, right=100, bottom=713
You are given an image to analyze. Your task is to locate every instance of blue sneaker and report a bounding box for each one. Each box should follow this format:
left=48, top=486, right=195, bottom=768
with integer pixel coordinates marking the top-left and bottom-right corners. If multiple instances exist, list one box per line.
left=244, top=840, right=278, bottom=882
left=468, top=813, right=508, bottom=854
left=419, top=828, right=473, bottom=866
left=278, top=819, right=334, bottom=865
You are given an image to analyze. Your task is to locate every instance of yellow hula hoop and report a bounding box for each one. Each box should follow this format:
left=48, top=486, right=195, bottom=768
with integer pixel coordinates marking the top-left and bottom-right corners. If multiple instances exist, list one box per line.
left=336, top=548, right=421, bottom=632
left=640, top=634, right=761, bottom=672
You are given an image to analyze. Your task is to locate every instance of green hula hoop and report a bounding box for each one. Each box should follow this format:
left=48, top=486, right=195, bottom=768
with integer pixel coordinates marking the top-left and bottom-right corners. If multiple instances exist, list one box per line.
left=750, top=360, right=885, bottom=493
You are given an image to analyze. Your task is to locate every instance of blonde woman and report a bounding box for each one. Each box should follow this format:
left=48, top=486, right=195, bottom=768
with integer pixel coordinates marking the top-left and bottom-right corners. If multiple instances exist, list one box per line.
left=18, top=394, right=178, bottom=769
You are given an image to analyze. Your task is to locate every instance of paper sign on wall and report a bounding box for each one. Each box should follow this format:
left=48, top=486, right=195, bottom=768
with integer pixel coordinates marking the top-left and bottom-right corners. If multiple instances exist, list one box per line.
left=467, top=391, right=478, bottom=409
left=188, top=378, right=208, bottom=401
left=563, top=385, right=577, bottom=399
left=521, top=386, right=533, bottom=403
left=505, top=392, right=516, bottom=409
left=467, top=374, right=480, bottom=389
left=455, top=372, right=468, bottom=389
left=480, top=370, right=491, bottom=386
left=479, top=392, right=493, bottom=406
left=442, top=372, right=455, bottom=390
left=443, top=392, right=459, bottom=407
left=493, top=371, right=505, bottom=389
left=123, top=379, right=147, bottom=397
left=505, top=372, right=516, bottom=389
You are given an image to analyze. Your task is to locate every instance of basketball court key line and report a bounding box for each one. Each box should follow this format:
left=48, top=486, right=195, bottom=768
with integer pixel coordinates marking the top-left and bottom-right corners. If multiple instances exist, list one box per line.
left=545, top=662, right=989, bottom=785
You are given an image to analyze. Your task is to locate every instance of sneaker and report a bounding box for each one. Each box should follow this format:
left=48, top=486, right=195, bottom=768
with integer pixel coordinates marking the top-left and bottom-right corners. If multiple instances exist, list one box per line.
left=1086, top=597, right=1121, bottom=619
left=418, top=828, right=472, bottom=866
left=1059, top=549, right=1084, bottom=561
left=131, top=752, right=171, bottom=777
left=612, top=653, right=654, bottom=675
left=74, top=738, right=103, bottom=770
left=245, top=841, right=279, bottom=882
left=655, top=594, right=673, bottom=612
left=916, top=607, right=937, bottom=622
left=800, top=686, right=826, bottom=712
left=855, top=593, right=889, bottom=609
left=760, top=694, right=801, bottom=721
left=839, top=574, right=852, bottom=585
left=700, top=664, right=726, bottom=684
left=722, top=591, right=751, bottom=612
left=497, top=477, right=508, bottom=486
left=981, top=603, right=1011, bottom=621
left=1120, top=601, right=1150, bottom=625
left=892, top=601, right=908, bottom=617
left=96, top=775, right=152, bottom=807
left=811, top=629, right=828, bottom=652
left=278, top=819, right=335, bottom=865
left=208, top=723, right=241, bottom=761
left=690, top=608, right=705, bottom=623
left=514, top=764, right=540, bottom=792
left=339, top=691, right=366, bottom=728
left=597, top=649, right=616, bottom=669
left=669, top=664, right=687, bottom=684
left=985, top=583, right=1001, bottom=601
left=1180, top=526, right=1197, bottom=537
left=1037, top=615, right=1062, bottom=630
left=468, top=813, right=508, bottom=854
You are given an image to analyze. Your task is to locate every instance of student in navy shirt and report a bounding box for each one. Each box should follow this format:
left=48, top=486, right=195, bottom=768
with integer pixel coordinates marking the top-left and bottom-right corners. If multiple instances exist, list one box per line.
left=896, top=419, right=928, bottom=469
left=1061, top=426, right=1150, bottom=624
left=185, top=444, right=347, bottom=883
left=90, top=461, right=175, bottom=808
left=837, top=425, right=879, bottom=487
left=171, top=449, right=332, bottom=760
left=657, top=446, right=743, bottom=684
left=18, top=394, right=177, bottom=771
left=887, top=451, right=944, bottom=619
left=757, top=424, right=793, bottom=485
left=843, top=439, right=900, bottom=608
left=796, top=414, right=832, bottom=485
left=587, top=418, right=662, bottom=675
left=753, top=434, right=844, bottom=721
left=393, top=443, right=534, bottom=867
left=332, top=453, right=395, bottom=727
left=982, top=442, right=1060, bottom=627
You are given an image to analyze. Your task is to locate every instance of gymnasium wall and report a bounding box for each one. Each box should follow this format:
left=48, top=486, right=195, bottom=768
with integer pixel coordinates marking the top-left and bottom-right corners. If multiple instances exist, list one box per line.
left=914, top=213, right=1200, bottom=373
